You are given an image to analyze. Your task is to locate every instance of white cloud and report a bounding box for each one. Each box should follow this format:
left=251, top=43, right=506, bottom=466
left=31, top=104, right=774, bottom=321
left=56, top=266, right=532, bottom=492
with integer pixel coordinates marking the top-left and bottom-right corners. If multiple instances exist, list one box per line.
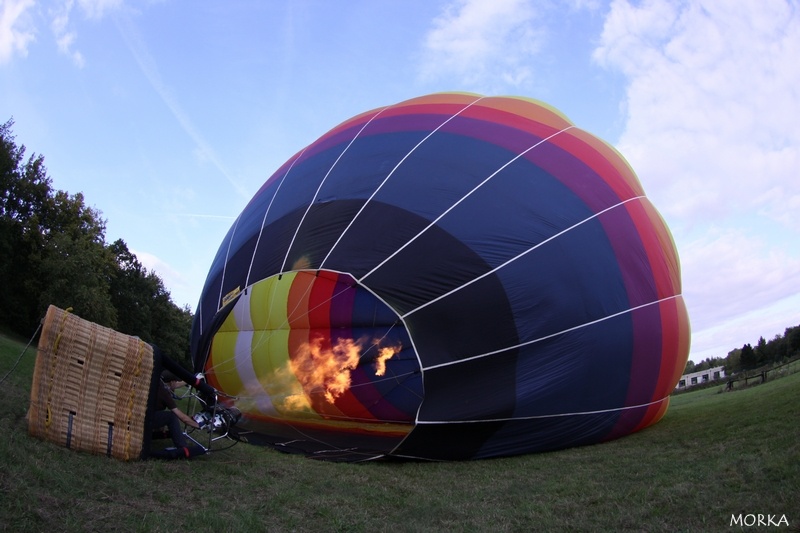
left=1, top=0, right=124, bottom=67
left=48, top=0, right=126, bottom=67
left=420, top=0, right=545, bottom=90
left=77, top=0, right=122, bottom=20
left=50, top=0, right=86, bottom=67
left=594, top=0, right=800, bottom=227
left=680, top=226, right=800, bottom=331
left=593, top=0, right=800, bottom=358
left=690, top=292, right=800, bottom=361
left=0, top=0, right=36, bottom=64
left=131, top=248, right=190, bottom=302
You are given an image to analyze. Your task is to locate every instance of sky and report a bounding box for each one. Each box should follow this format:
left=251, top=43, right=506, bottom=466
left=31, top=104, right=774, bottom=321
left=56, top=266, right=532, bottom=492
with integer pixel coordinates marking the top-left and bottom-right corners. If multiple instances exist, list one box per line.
left=1, top=0, right=798, bottom=364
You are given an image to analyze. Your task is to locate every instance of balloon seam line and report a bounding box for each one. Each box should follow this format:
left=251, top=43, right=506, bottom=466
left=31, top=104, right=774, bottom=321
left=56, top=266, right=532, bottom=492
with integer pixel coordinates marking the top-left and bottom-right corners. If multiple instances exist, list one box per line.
left=359, top=122, right=577, bottom=284
left=281, top=108, right=388, bottom=273
left=402, top=195, right=646, bottom=319
left=415, top=395, right=669, bottom=424
left=321, top=95, right=487, bottom=269
left=246, top=149, right=307, bottom=287
left=216, top=212, right=243, bottom=310
left=421, top=293, right=683, bottom=371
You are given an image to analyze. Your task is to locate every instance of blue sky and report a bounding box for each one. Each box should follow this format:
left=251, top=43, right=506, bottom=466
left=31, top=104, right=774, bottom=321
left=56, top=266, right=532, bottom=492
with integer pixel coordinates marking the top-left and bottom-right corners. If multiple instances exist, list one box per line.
left=1, top=0, right=799, bottom=364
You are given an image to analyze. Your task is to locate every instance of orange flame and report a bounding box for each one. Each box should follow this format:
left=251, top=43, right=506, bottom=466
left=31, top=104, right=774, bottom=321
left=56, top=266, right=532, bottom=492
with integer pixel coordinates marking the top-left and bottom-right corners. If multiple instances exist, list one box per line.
left=270, top=365, right=313, bottom=413
left=290, top=337, right=403, bottom=404
left=291, top=338, right=361, bottom=403
left=374, top=345, right=401, bottom=376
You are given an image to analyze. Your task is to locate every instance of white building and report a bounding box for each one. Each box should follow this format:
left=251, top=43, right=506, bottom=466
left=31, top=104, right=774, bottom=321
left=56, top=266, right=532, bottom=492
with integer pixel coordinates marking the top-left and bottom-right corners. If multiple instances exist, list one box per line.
left=675, top=365, right=727, bottom=389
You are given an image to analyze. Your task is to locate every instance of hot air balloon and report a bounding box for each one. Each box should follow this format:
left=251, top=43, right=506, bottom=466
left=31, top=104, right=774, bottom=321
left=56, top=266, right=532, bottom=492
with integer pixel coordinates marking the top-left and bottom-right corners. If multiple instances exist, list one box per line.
left=190, top=93, right=690, bottom=461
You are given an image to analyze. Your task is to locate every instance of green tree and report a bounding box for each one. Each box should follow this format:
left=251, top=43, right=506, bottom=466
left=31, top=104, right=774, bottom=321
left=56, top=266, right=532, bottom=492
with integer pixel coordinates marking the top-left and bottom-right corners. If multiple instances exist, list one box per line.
left=108, top=239, right=192, bottom=367
left=147, top=273, right=193, bottom=367
left=36, top=189, right=117, bottom=326
left=787, top=326, right=800, bottom=355
left=726, top=348, right=742, bottom=373
left=0, top=119, right=52, bottom=226
left=755, top=336, right=770, bottom=365
left=768, top=334, right=787, bottom=361
left=109, top=239, right=153, bottom=339
left=0, top=118, right=193, bottom=360
left=0, top=118, right=55, bottom=332
left=740, top=343, right=757, bottom=370
left=38, top=231, right=118, bottom=328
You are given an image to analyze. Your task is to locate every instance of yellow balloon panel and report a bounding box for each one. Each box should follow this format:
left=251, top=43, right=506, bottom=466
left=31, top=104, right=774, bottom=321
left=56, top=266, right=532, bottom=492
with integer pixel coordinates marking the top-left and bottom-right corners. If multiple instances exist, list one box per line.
left=208, top=330, right=245, bottom=397
left=250, top=329, right=317, bottom=417
left=249, top=272, right=293, bottom=331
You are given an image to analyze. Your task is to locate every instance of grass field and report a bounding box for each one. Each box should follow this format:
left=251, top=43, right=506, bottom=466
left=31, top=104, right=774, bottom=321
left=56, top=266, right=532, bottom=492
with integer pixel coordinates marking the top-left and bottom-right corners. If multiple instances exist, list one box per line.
left=1, top=332, right=798, bottom=532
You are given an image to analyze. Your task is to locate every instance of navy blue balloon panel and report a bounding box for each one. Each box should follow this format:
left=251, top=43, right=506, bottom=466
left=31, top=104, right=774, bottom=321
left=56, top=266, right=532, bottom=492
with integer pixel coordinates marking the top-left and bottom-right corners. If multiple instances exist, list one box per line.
left=191, top=93, right=690, bottom=461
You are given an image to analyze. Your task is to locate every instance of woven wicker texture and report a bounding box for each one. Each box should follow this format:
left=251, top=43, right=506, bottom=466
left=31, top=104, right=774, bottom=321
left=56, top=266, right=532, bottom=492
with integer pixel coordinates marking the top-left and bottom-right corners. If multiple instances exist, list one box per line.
left=28, top=305, right=154, bottom=461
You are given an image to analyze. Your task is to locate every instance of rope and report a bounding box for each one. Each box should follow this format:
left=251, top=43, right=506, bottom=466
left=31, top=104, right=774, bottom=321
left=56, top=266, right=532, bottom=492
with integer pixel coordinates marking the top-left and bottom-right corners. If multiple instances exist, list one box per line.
left=123, top=339, right=146, bottom=461
left=45, top=307, right=73, bottom=428
left=0, top=321, right=43, bottom=386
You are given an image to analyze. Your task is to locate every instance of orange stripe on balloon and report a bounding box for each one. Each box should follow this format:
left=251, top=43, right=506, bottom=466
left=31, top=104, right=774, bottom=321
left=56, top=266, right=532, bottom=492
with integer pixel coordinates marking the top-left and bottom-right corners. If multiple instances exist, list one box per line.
left=287, top=271, right=314, bottom=330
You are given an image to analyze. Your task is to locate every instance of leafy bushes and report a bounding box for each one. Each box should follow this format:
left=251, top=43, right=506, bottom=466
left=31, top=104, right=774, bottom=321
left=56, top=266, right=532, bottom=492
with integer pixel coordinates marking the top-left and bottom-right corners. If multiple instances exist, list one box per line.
left=0, top=118, right=192, bottom=366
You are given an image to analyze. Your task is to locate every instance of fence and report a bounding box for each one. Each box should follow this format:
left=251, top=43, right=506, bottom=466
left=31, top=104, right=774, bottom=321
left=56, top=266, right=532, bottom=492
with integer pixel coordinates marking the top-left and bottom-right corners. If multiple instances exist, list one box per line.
left=723, top=357, right=800, bottom=392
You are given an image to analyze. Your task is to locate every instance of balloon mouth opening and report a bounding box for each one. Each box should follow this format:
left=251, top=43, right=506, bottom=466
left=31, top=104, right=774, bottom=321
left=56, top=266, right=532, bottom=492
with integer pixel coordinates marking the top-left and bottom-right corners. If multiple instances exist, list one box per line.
left=203, top=270, right=423, bottom=434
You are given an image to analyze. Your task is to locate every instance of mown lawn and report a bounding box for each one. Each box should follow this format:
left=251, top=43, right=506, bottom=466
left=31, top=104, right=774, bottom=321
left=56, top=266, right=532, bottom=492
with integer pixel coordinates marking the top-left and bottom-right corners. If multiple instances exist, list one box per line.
left=1, top=332, right=798, bottom=532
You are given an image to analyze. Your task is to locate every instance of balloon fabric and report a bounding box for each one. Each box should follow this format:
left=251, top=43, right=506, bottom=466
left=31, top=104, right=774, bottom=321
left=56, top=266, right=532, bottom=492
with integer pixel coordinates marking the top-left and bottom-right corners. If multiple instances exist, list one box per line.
left=190, top=93, right=690, bottom=461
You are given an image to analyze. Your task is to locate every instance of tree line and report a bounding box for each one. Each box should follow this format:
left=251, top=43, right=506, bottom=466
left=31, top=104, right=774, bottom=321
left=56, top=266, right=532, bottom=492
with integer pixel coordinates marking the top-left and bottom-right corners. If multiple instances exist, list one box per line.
left=685, top=323, right=800, bottom=376
left=0, top=119, right=192, bottom=366
left=5, top=117, right=798, bottom=376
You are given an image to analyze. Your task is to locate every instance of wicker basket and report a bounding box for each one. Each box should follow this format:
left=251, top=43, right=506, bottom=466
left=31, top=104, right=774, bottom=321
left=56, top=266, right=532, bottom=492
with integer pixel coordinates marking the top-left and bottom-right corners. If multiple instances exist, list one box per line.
left=28, top=305, right=154, bottom=461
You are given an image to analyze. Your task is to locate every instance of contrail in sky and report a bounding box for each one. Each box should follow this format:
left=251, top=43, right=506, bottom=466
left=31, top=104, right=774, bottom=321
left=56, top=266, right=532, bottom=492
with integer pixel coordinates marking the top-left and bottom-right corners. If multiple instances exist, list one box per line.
left=171, top=213, right=238, bottom=220
left=114, top=12, right=251, bottom=200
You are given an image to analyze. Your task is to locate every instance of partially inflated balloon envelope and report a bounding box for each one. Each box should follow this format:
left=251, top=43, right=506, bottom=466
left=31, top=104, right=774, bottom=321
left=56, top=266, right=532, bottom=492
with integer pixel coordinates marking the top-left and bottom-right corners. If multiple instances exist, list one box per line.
left=190, top=93, right=690, bottom=461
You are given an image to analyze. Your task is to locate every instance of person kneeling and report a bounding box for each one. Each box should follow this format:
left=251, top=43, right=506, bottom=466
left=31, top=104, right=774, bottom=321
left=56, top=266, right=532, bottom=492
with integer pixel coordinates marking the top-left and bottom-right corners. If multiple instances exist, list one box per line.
left=150, top=372, right=205, bottom=459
